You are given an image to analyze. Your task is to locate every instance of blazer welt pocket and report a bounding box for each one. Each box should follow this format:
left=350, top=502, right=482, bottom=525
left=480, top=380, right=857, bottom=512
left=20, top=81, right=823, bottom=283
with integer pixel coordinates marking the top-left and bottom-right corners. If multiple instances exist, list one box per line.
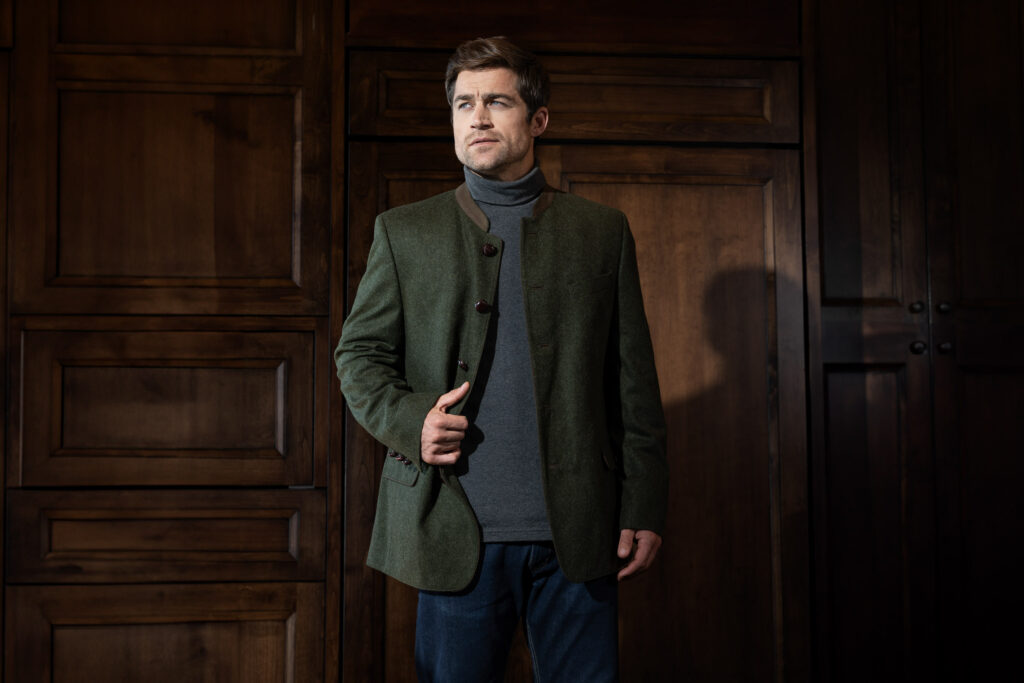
left=381, top=452, right=419, bottom=487
left=570, top=271, right=614, bottom=294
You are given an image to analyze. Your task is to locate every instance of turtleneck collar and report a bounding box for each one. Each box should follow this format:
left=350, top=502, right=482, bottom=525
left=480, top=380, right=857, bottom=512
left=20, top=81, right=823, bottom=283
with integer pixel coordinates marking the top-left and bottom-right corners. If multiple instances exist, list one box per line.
left=464, top=165, right=546, bottom=207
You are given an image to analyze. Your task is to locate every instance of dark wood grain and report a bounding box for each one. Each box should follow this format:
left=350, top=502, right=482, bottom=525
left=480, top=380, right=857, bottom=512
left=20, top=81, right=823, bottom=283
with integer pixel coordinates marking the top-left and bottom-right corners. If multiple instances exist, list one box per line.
left=0, top=0, right=9, bottom=47
left=9, top=318, right=324, bottom=487
left=5, top=583, right=324, bottom=682
left=57, top=0, right=298, bottom=51
left=7, top=489, right=326, bottom=583
left=810, top=1, right=938, bottom=680
left=923, top=1, right=1024, bottom=678
left=350, top=50, right=799, bottom=143
left=9, top=0, right=330, bottom=315
left=346, top=0, right=800, bottom=56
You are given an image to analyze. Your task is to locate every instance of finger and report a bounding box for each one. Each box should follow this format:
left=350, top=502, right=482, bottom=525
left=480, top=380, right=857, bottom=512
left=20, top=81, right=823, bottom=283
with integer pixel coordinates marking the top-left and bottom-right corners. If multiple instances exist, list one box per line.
left=617, top=529, right=635, bottom=559
left=423, top=420, right=467, bottom=442
left=632, top=533, right=660, bottom=568
left=435, top=381, right=470, bottom=412
left=617, top=553, right=644, bottom=581
left=424, top=434, right=465, bottom=451
left=425, top=412, right=469, bottom=432
left=617, top=530, right=661, bottom=581
left=422, top=449, right=460, bottom=465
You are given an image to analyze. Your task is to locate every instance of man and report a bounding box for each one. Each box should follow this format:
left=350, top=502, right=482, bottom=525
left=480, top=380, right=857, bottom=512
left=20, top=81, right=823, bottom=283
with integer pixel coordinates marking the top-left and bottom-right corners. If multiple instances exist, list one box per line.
left=336, top=36, right=668, bottom=682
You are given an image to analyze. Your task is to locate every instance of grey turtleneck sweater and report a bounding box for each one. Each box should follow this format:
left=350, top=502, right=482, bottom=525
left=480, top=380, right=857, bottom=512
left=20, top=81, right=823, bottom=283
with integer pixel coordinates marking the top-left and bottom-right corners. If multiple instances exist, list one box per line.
left=457, top=166, right=552, bottom=542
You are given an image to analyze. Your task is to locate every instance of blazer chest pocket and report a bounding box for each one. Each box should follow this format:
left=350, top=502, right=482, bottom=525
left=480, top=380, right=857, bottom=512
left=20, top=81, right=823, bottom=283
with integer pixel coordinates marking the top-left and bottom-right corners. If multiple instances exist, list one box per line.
left=381, top=450, right=419, bottom=487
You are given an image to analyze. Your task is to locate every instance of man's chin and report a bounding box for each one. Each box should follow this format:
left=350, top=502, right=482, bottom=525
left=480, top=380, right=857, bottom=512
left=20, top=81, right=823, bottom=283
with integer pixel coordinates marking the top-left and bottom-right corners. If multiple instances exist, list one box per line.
left=465, top=161, right=504, bottom=178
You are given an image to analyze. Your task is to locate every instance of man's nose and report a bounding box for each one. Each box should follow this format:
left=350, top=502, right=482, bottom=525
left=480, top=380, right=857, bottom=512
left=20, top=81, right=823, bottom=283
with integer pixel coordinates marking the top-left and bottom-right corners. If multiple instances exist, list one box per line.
left=471, top=105, right=492, bottom=128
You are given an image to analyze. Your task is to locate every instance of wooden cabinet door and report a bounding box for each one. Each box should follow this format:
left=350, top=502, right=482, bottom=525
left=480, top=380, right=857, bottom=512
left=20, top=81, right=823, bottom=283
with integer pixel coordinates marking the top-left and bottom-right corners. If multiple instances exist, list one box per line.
left=542, top=145, right=808, bottom=682
left=809, top=1, right=938, bottom=679
left=4, top=2, right=333, bottom=681
left=923, top=1, right=1024, bottom=678
left=6, top=583, right=324, bottom=682
left=342, top=141, right=808, bottom=682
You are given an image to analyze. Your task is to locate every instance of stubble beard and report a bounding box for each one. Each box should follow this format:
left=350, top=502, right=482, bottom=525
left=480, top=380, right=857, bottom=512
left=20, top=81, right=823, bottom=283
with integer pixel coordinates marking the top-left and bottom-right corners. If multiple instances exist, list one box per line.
left=460, top=140, right=509, bottom=177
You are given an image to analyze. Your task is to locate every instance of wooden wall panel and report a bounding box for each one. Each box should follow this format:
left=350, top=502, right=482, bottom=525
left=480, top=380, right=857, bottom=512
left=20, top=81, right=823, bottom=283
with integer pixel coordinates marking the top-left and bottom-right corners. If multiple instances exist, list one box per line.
left=943, top=0, right=1024, bottom=303
left=58, top=88, right=297, bottom=282
left=350, top=51, right=799, bottom=143
left=7, top=489, right=325, bottom=583
left=346, top=0, right=800, bottom=55
left=936, top=366, right=1024, bottom=679
left=545, top=145, right=808, bottom=682
left=5, top=583, right=324, bottom=682
left=57, top=0, right=298, bottom=50
left=817, top=0, right=926, bottom=305
left=923, top=1, right=1024, bottom=678
left=9, top=0, right=330, bottom=315
left=0, top=49, right=8, bottom=663
left=821, top=368, right=906, bottom=679
left=8, top=318, right=326, bottom=487
left=0, top=0, right=9, bottom=47
left=810, top=3, right=938, bottom=678
left=4, top=1, right=335, bottom=681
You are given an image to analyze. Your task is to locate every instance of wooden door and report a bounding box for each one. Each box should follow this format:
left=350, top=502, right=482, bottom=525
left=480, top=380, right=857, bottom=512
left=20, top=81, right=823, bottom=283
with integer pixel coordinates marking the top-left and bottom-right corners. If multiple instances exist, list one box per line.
left=808, top=0, right=938, bottom=679
left=810, top=0, right=1024, bottom=679
left=541, top=145, right=808, bottom=682
left=923, top=1, right=1024, bottom=678
left=4, top=2, right=333, bottom=680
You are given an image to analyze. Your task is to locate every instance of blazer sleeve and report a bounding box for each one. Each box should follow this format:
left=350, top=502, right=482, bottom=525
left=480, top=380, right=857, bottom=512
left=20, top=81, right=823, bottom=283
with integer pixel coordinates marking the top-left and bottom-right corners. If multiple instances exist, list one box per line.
left=610, top=217, right=670, bottom=535
left=334, top=215, right=440, bottom=469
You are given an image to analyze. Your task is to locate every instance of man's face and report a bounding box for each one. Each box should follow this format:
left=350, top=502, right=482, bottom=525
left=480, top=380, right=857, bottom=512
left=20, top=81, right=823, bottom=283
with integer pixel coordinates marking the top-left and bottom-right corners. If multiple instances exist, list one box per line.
left=451, top=67, right=549, bottom=181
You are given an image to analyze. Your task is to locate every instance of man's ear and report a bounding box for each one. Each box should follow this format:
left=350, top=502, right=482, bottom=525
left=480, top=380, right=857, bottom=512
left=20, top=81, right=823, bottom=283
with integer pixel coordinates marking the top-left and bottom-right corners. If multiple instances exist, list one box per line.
left=530, top=106, right=549, bottom=137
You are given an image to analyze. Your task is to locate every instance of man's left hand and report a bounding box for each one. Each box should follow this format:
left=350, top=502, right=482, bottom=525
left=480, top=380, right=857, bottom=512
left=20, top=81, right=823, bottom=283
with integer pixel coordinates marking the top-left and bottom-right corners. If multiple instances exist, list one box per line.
left=616, top=529, right=662, bottom=581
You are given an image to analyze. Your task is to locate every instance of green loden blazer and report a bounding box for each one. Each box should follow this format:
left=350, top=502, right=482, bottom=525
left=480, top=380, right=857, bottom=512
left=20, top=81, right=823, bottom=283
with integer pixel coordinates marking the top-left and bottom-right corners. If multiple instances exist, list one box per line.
left=335, top=182, right=668, bottom=592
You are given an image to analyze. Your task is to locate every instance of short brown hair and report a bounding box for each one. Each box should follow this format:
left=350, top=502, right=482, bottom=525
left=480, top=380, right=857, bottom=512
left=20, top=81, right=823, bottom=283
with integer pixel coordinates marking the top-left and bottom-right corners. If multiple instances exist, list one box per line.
left=445, top=36, right=550, bottom=119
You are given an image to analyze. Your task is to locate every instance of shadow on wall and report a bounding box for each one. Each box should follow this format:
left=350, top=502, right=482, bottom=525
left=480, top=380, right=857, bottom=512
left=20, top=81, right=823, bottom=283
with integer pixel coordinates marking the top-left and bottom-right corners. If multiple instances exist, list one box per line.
left=620, top=265, right=792, bottom=681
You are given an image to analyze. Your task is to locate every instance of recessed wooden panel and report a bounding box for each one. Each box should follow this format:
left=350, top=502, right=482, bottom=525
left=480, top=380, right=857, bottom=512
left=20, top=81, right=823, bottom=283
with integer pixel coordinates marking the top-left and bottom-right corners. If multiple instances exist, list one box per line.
left=9, top=321, right=321, bottom=486
left=561, top=169, right=781, bottom=680
left=7, top=489, right=325, bottom=583
left=550, top=146, right=807, bottom=682
left=947, top=1, right=1024, bottom=303
left=58, top=88, right=296, bottom=282
left=10, top=0, right=330, bottom=315
left=346, top=0, right=799, bottom=54
left=951, top=368, right=1024, bottom=673
left=823, top=367, right=906, bottom=680
left=817, top=0, right=927, bottom=304
left=58, top=0, right=298, bottom=51
left=5, top=583, right=324, bottom=682
left=0, top=0, right=10, bottom=47
left=350, top=51, right=799, bottom=143
left=922, top=3, right=1024, bottom=676
left=62, top=365, right=282, bottom=450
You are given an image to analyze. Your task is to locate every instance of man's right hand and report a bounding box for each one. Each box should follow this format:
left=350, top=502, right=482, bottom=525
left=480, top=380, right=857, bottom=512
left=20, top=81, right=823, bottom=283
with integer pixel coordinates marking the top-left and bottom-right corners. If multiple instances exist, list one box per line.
left=420, top=382, right=471, bottom=465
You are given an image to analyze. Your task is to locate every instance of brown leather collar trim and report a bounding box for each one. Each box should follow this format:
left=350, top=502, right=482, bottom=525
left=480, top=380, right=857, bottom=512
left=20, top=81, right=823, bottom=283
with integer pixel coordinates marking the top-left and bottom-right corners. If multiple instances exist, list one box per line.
left=455, top=183, right=489, bottom=231
left=455, top=182, right=562, bottom=231
left=532, top=186, right=559, bottom=217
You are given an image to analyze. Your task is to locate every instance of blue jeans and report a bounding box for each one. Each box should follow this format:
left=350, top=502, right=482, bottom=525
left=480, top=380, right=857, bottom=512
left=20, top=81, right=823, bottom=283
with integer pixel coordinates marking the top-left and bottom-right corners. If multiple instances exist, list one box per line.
left=415, top=542, right=618, bottom=682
